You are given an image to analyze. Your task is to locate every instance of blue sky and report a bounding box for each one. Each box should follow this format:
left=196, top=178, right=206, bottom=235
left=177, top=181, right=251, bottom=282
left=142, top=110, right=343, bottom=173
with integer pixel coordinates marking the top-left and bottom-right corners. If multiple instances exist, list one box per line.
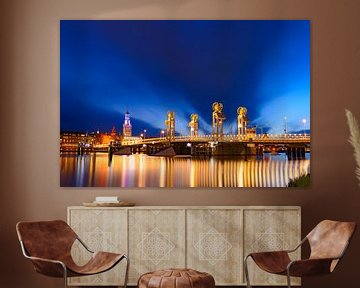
left=60, top=20, right=310, bottom=136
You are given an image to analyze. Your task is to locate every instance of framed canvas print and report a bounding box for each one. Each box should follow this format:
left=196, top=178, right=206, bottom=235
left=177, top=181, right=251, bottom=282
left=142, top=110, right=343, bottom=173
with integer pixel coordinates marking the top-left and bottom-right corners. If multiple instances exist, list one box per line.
left=60, top=20, right=310, bottom=187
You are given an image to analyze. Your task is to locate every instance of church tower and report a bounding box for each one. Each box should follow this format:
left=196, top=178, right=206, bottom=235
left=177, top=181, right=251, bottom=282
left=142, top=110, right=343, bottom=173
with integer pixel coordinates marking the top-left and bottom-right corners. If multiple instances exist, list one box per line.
left=123, top=110, right=132, bottom=137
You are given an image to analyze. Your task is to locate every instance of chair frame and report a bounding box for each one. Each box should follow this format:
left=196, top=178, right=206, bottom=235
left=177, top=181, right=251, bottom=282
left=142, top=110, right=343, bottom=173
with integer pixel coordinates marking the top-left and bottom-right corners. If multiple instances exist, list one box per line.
left=244, top=236, right=350, bottom=288
left=19, top=232, right=129, bottom=288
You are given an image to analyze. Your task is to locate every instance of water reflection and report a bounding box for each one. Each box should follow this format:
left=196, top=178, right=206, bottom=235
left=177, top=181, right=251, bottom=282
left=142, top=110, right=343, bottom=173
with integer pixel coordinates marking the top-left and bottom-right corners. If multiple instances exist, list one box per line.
left=60, top=153, right=310, bottom=187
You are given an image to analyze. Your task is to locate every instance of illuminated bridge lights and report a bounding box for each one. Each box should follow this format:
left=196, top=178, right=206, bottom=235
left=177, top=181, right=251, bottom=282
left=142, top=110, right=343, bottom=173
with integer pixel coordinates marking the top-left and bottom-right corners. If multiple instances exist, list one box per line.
left=120, top=134, right=310, bottom=146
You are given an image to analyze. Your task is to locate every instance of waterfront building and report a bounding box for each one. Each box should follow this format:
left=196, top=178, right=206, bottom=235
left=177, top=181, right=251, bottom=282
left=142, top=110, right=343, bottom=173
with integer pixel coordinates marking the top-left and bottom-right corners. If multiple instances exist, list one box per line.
left=60, top=132, right=93, bottom=145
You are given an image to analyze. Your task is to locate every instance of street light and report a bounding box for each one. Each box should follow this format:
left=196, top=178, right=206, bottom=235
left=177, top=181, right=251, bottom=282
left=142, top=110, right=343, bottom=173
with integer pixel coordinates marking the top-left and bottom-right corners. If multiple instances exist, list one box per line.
left=161, top=130, right=165, bottom=138
left=302, top=118, right=307, bottom=136
left=284, top=116, right=287, bottom=136
left=143, top=129, right=147, bottom=139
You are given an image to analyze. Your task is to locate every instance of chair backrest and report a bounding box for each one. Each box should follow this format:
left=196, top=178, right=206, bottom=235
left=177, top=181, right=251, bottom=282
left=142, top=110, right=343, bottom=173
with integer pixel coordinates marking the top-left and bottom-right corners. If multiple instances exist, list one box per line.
left=16, top=220, right=77, bottom=261
left=307, top=220, right=356, bottom=261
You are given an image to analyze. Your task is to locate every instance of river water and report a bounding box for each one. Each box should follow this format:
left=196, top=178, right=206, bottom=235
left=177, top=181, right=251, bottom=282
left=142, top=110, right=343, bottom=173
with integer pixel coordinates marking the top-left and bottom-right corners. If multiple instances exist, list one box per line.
left=60, top=153, right=310, bottom=187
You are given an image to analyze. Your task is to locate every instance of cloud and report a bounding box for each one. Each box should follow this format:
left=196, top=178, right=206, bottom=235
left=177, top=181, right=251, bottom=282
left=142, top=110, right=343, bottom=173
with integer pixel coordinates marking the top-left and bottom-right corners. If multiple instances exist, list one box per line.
left=252, top=92, right=310, bottom=134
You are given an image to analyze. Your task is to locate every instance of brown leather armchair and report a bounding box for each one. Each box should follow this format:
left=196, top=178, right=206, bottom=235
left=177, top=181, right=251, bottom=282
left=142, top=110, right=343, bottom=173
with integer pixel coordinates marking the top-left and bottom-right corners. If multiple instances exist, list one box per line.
left=16, top=220, right=129, bottom=288
left=244, top=220, right=356, bottom=288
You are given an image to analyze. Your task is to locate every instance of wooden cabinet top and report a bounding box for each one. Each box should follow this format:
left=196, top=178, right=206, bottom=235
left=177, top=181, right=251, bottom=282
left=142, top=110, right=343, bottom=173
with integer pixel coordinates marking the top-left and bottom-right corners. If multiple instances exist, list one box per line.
left=69, top=205, right=301, bottom=210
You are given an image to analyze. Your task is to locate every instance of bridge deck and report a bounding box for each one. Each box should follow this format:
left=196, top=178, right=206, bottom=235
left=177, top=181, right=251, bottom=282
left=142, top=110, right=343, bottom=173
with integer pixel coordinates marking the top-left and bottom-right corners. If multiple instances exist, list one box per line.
left=122, top=134, right=310, bottom=146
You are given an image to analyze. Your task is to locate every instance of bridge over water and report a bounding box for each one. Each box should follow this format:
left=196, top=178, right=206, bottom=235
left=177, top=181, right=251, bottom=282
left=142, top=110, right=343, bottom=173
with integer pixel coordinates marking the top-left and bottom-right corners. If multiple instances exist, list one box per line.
left=117, top=134, right=310, bottom=159
left=122, top=134, right=310, bottom=145
left=61, top=102, right=310, bottom=159
left=61, top=133, right=310, bottom=159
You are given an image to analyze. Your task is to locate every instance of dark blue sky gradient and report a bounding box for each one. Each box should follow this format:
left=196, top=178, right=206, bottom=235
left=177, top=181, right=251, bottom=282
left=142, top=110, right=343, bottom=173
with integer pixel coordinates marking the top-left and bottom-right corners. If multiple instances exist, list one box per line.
left=60, top=20, right=310, bottom=136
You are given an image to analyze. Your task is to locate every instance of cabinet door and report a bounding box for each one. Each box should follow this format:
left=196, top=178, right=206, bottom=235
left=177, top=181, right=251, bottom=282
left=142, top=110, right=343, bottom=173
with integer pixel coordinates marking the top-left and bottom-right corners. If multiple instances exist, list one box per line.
left=243, top=209, right=301, bottom=286
left=128, top=209, right=186, bottom=284
left=187, top=209, right=243, bottom=285
left=68, top=208, right=127, bottom=286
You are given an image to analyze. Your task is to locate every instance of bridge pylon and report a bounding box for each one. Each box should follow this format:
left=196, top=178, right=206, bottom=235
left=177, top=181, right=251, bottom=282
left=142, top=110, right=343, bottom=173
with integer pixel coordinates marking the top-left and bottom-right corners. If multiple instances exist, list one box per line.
left=189, top=113, right=199, bottom=138
left=212, top=102, right=226, bottom=140
left=165, top=111, right=175, bottom=141
left=237, top=106, right=248, bottom=139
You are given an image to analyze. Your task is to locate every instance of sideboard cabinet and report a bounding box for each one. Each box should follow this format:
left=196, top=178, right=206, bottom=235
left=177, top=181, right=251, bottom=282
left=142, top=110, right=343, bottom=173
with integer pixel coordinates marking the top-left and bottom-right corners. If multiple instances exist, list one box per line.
left=67, top=206, right=301, bottom=286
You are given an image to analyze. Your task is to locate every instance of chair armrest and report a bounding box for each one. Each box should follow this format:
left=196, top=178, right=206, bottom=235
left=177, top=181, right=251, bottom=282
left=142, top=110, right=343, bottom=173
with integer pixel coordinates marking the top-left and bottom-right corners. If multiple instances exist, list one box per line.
left=19, top=240, right=67, bottom=277
left=287, top=258, right=335, bottom=277
left=25, top=255, right=67, bottom=278
left=245, top=237, right=306, bottom=259
left=247, top=250, right=290, bottom=258
left=26, top=255, right=65, bottom=266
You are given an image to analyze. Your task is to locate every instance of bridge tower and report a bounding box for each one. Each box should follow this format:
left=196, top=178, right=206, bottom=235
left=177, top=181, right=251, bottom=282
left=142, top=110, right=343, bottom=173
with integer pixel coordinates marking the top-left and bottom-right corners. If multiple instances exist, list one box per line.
left=122, top=110, right=132, bottom=137
left=165, top=111, right=175, bottom=141
left=212, top=102, right=226, bottom=140
left=188, top=113, right=199, bottom=138
left=237, top=106, right=248, bottom=139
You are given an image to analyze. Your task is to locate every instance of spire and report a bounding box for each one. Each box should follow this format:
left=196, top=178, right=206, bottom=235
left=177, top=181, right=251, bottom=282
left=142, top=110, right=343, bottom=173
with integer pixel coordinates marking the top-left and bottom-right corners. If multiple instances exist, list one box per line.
left=123, top=110, right=132, bottom=137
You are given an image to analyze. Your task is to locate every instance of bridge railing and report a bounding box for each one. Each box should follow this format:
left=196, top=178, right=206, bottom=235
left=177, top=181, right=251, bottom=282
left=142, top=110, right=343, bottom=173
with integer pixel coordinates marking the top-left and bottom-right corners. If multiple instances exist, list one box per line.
left=61, top=133, right=310, bottom=150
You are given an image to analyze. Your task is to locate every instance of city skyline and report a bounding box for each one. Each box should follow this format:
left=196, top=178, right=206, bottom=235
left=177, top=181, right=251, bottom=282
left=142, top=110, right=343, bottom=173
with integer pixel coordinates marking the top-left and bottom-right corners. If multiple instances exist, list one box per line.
left=60, top=20, right=310, bottom=137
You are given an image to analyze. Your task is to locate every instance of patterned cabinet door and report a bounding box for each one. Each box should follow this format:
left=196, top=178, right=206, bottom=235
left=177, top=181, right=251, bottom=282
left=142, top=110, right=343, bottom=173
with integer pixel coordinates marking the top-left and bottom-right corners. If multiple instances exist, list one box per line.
left=243, top=209, right=301, bottom=286
left=187, top=209, right=243, bottom=285
left=68, top=208, right=128, bottom=286
left=128, top=209, right=186, bottom=284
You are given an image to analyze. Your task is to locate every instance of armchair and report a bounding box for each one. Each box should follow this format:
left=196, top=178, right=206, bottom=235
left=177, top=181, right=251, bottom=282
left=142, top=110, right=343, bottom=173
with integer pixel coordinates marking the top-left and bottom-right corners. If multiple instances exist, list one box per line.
left=16, top=220, right=129, bottom=288
left=244, top=220, right=356, bottom=288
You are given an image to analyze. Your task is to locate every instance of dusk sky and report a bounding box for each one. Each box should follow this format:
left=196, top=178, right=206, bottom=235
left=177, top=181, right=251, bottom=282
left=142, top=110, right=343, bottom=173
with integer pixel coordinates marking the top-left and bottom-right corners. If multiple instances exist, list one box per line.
left=60, top=20, right=310, bottom=136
